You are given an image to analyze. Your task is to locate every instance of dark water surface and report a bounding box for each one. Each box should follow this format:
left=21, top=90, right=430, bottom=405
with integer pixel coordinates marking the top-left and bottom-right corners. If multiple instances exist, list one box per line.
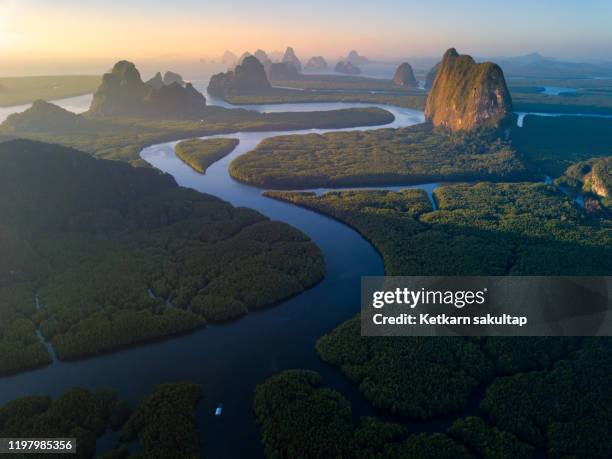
left=0, top=100, right=427, bottom=458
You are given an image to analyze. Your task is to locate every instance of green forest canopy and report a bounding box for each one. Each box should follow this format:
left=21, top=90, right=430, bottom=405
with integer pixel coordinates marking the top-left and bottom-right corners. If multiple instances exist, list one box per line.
left=0, top=140, right=324, bottom=374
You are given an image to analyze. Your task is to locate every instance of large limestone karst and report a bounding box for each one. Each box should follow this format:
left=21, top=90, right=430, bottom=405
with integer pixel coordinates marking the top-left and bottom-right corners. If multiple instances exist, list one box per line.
left=424, top=48, right=512, bottom=131
left=392, top=62, right=418, bottom=88
left=282, top=47, right=302, bottom=73
left=146, top=72, right=165, bottom=89
left=207, top=55, right=271, bottom=97
left=88, top=61, right=206, bottom=118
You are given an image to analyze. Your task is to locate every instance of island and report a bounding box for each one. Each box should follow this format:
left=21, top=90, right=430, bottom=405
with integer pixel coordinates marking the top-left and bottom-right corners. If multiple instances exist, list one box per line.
left=174, top=137, right=239, bottom=173
left=0, top=139, right=324, bottom=373
left=0, top=60, right=395, bottom=164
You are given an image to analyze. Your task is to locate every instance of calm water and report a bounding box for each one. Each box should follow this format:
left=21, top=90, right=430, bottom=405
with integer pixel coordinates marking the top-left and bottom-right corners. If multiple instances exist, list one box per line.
left=0, top=94, right=93, bottom=123
left=0, top=85, right=604, bottom=457
left=0, top=98, right=426, bottom=458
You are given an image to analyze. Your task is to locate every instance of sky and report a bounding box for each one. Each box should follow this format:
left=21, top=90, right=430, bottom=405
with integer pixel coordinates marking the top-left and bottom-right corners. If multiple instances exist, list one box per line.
left=1, top=0, right=612, bottom=74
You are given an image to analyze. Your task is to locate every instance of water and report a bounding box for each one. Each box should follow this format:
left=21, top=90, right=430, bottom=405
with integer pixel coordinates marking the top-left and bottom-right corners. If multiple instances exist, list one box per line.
left=542, top=86, right=577, bottom=96
left=0, top=86, right=599, bottom=458
left=0, top=100, right=427, bottom=458
left=515, top=111, right=612, bottom=127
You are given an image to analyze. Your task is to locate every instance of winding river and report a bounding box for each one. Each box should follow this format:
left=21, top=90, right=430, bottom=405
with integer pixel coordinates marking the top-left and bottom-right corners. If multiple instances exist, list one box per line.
left=0, top=89, right=605, bottom=457
left=0, top=94, right=428, bottom=457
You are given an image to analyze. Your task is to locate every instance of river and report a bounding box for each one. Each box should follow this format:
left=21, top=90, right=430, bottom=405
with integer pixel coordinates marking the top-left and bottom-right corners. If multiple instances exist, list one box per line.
left=0, top=94, right=429, bottom=458
left=0, top=89, right=601, bottom=457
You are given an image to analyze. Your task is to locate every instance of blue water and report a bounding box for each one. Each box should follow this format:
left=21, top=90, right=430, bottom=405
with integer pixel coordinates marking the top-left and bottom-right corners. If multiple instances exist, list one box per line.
left=0, top=99, right=426, bottom=458
left=0, top=86, right=599, bottom=458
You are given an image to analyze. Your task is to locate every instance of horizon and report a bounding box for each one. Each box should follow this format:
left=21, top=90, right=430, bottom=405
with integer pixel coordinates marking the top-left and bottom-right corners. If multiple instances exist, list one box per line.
left=1, top=0, right=612, bottom=76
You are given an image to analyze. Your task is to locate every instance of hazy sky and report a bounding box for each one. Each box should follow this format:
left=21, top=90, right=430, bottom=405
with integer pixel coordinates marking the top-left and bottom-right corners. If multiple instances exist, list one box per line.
left=2, top=0, right=611, bottom=66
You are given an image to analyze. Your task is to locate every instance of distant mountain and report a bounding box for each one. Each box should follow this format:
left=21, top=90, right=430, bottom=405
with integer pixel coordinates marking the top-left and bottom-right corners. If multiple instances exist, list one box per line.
left=392, top=62, right=418, bottom=88
left=345, top=50, right=369, bottom=65
left=425, top=48, right=512, bottom=132
left=163, top=71, right=185, bottom=86
left=425, top=63, right=440, bottom=90
left=494, top=52, right=612, bottom=77
left=208, top=56, right=271, bottom=97
left=222, top=50, right=238, bottom=66
left=282, top=47, right=302, bottom=73
left=88, top=61, right=206, bottom=118
left=305, top=56, right=328, bottom=70
left=253, top=50, right=273, bottom=70
left=268, top=62, right=300, bottom=80
left=334, top=61, right=361, bottom=75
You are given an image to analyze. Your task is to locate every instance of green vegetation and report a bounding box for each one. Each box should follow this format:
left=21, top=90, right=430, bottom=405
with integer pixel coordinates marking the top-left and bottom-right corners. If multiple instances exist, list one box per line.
left=174, top=138, right=239, bottom=173
left=0, top=382, right=203, bottom=458
left=259, top=183, right=611, bottom=458
left=0, top=140, right=324, bottom=372
left=231, top=124, right=528, bottom=189
left=0, top=75, right=100, bottom=107
left=120, top=382, right=202, bottom=459
left=223, top=90, right=426, bottom=110
left=0, top=387, right=129, bottom=458
left=513, top=115, right=612, bottom=176
left=266, top=183, right=611, bottom=276
left=0, top=101, right=394, bottom=164
left=253, top=369, right=472, bottom=459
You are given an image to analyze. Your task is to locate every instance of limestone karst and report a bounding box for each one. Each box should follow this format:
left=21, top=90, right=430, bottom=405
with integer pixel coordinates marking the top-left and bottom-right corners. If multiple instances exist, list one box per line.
left=424, top=48, right=512, bottom=131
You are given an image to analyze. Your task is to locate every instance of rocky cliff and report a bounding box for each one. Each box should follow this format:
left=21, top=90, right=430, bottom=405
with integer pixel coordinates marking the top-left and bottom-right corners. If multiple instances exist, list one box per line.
left=207, top=56, right=271, bottom=97
left=392, top=63, right=418, bottom=88
left=424, top=49, right=512, bottom=131
left=282, top=47, right=302, bottom=73
left=88, top=61, right=206, bottom=118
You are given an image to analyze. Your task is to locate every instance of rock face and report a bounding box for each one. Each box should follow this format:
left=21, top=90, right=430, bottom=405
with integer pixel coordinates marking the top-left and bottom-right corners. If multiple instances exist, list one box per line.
left=88, top=61, right=206, bottom=118
left=267, top=62, right=300, bottom=80
left=2, top=100, right=86, bottom=132
left=424, top=49, right=512, bottom=131
left=146, top=72, right=165, bottom=89
left=282, top=47, right=302, bottom=73
left=425, top=63, right=440, bottom=90
left=305, top=56, right=328, bottom=70
left=392, top=63, right=418, bottom=88
left=334, top=61, right=361, bottom=75
left=145, top=82, right=207, bottom=118
left=208, top=56, right=271, bottom=97
left=163, top=71, right=185, bottom=86
left=89, top=61, right=150, bottom=116
left=346, top=50, right=369, bottom=65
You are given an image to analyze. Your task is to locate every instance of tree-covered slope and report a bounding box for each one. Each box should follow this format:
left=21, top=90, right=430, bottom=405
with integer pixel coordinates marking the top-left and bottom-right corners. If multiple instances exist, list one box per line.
left=0, top=140, right=324, bottom=373
left=230, top=124, right=529, bottom=189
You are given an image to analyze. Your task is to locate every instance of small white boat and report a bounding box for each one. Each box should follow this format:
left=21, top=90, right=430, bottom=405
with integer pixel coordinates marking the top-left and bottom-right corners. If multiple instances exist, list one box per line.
left=215, top=404, right=223, bottom=416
